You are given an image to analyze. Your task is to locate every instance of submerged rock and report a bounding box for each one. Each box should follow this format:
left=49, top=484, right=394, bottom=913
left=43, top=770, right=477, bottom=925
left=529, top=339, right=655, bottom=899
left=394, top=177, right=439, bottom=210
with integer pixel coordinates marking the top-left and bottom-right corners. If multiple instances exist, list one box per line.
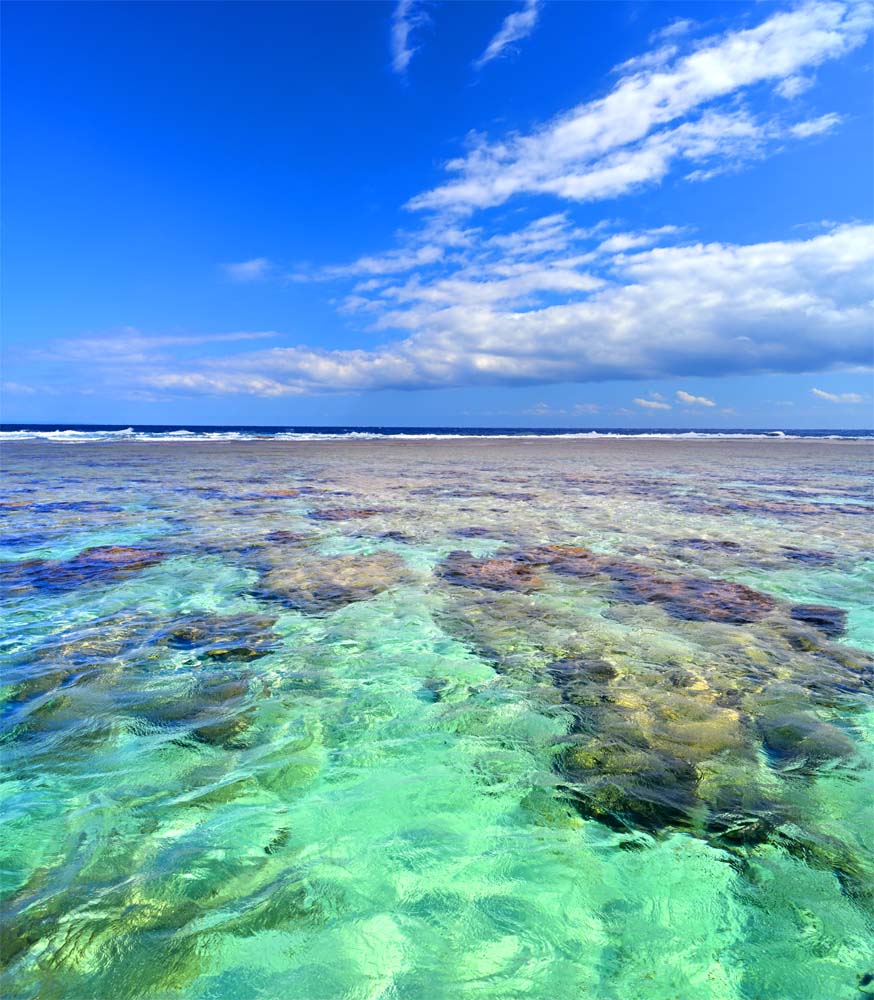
left=2, top=613, right=280, bottom=734
left=705, top=785, right=787, bottom=846
left=265, top=529, right=310, bottom=544
left=247, top=488, right=301, bottom=499
left=0, top=545, right=165, bottom=596
left=674, top=537, right=743, bottom=552
left=165, top=612, right=279, bottom=661
left=437, top=551, right=544, bottom=593
left=789, top=603, right=848, bottom=639
left=606, top=562, right=777, bottom=624
left=780, top=546, right=836, bottom=567
left=560, top=739, right=700, bottom=833
left=373, top=529, right=411, bottom=542
left=521, top=544, right=606, bottom=578
left=451, top=526, right=496, bottom=539
left=256, top=551, right=414, bottom=612
left=3, top=614, right=160, bottom=708
left=758, top=712, right=856, bottom=772
left=308, top=507, right=383, bottom=521
left=547, top=657, right=617, bottom=707
left=499, top=544, right=778, bottom=624
left=138, top=672, right=255, bottom=748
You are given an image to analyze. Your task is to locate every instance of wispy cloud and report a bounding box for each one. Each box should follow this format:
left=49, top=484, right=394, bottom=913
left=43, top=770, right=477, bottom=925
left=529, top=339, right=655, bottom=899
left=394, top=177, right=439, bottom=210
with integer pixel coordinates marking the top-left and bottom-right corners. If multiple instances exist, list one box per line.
left=789, top=112, right=843, bottom=138
left=651, top=18, right=696, bottom=44
left=634, top=397, right=672, bottom=410
left=811, top=387, right=863, bottom=402
left=31, top=329, right=278, bottom=364
left=597, top=226, right=682, bottom=254
left=2, top=381, right=37, bottom=395
left=145, top=373, right=303, bottom=397
left=474, top=0, right=541, bottom=70
left=222, top=257, right=272, bottom=282
left=521, top=399, right=599, bottom=418
left=391, top=0, right=429, bottom=74
left=410, top=1, right=871, bottom=214
left=776, top=74, right=816, bottom=99
left=676, top=389, right=716, bottom=406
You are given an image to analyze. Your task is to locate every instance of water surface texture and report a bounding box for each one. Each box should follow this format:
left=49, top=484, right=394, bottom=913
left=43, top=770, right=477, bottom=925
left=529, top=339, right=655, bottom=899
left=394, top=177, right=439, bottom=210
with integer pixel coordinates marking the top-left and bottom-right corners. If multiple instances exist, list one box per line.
left=1, top=439, right=872, bottom=1000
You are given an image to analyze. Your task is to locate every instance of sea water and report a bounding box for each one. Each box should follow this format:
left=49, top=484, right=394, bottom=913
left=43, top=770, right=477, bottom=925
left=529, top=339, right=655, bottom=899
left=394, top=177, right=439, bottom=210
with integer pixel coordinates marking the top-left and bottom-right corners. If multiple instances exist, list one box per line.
left=1, top=438, right=872, bottom=999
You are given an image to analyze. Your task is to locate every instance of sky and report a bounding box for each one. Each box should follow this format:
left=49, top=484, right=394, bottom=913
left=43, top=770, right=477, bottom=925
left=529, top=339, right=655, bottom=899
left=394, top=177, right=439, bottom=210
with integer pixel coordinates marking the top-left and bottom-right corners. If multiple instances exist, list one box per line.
left=2, top=0, right=873, bottom=428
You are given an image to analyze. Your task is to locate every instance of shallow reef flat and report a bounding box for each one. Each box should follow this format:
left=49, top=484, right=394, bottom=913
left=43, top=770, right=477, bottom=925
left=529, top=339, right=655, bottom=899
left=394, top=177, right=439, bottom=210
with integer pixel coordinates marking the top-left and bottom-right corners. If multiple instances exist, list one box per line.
left=1, top=438, right=872, bottom=1000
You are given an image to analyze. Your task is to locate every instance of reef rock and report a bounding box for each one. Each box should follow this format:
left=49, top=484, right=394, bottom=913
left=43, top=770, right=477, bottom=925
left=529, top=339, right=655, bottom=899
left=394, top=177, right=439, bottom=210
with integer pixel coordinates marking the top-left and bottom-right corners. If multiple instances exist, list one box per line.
left=165, top=612, right=279, bottom=662
left=560, top=738, right=700, bottom=833
left=758, top=712, right=856, bottom=772
left=257, top=551, right=414, bottom=612
left=308, top=508, right=383, bottom=521
left=605, top=562, right=777, bottom=624
left=789, top=603, right=848, bottom=639
left=437, top=551, right=544, bottom=593
left=0, top=545, right=165, bottom=596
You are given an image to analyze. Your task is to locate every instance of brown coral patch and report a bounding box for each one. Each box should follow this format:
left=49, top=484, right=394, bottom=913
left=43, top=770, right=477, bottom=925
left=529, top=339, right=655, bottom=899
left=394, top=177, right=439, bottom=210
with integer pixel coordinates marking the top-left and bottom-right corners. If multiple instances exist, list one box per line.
left=265, top=530, right=309, bottom=544
left=789, top=603, right=847, bottom=639
left=0, top=545, right=165, bottom=596
left=437, top=551, right=544, bottom=593
left=672, top=537, right=742, bottom=552
left=256, top=551, right=413, bottom=612
left=308, top=508, right=383, bottom=521
left=250, top=488, right=301, bottom=498
left=165, top=612, right=280, bottom=662
left=520, top=544, right=606, bottom=577
left=605, top=562, right=777, bottom=624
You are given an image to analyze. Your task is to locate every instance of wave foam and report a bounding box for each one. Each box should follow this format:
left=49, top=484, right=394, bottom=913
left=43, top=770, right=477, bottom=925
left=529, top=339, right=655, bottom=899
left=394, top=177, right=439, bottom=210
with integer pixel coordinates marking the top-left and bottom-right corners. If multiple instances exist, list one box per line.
left=0, top=426, right=867, bottom=443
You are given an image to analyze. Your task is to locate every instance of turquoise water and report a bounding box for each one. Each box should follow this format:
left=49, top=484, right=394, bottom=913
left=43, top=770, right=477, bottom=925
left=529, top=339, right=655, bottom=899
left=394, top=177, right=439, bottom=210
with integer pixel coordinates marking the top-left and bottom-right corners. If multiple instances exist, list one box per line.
left=1, top=439, right=872, bottom=999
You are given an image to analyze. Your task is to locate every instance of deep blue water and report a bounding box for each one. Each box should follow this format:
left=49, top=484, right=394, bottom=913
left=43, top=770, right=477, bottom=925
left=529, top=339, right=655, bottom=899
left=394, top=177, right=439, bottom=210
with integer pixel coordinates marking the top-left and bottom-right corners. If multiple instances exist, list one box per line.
left=2, top=423, right=872, bottom=441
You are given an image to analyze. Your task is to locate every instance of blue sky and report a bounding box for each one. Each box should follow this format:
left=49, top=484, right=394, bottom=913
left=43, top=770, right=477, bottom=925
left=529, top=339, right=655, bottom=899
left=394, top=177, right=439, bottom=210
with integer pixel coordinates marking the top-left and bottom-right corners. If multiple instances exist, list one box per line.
left=2, top=0, right=872, bottom=428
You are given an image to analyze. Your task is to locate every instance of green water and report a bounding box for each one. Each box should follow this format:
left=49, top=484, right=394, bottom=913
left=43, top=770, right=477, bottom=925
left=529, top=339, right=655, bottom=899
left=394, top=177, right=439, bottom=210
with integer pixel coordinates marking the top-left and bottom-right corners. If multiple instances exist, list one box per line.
left=1, top=439, right=872, bottom=999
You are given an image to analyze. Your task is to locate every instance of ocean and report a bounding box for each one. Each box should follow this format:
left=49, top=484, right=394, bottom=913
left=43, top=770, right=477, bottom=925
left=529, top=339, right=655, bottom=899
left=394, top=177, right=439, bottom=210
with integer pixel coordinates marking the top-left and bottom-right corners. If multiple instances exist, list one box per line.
left=1, top=423, right=872, bottom=442
left=1, top=435, right=872, bottom=999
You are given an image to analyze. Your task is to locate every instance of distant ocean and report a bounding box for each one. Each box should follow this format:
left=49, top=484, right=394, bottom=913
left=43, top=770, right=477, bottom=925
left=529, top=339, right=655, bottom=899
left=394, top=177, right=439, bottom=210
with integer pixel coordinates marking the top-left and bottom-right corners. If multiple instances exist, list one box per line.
left=1, top=423, right=872, bottom=442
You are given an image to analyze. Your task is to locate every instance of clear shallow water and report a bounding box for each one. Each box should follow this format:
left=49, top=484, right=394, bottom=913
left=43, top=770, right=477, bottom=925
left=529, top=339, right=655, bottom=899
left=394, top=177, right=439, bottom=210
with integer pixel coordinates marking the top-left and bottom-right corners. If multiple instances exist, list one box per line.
left=1, top=438, right=872, bottom=1000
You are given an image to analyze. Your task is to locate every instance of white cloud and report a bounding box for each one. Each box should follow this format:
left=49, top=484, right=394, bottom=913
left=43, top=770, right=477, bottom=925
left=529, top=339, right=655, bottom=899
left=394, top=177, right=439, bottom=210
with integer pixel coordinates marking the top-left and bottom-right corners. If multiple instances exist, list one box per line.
left=39, top=222, right=874, bottom=399
left=597, top=226, right=682, bottom=254
left=474, top=0, right=541, bottom=70
left=144, top=373, right=304, bottom=397
left=222, top=258, right=271, bottom=282
left=172, top=223, right=871, bottom=394
left=789, top=112, right=843, bottom=138
left=409, top=1, right=872, bottom=214
left=634, top=398, right=672, bottom=410
left=776, top=74, right=816, bottom=98
left=811, top=387, right=864, bottom=402
left=391, top=0, right=429, bottom=74
left=573, top=402, right=600, bottom=414
left=676, top=389, right=716, bottom=406
left=324, top=243, right=446, bottom=278
left=31, top=330, right=278, bottom=364
left=309, top=221, right=481, bottom=281
left=651, top=18, right=696, bottom=43
left=523, top=400, right=563, bottom=416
